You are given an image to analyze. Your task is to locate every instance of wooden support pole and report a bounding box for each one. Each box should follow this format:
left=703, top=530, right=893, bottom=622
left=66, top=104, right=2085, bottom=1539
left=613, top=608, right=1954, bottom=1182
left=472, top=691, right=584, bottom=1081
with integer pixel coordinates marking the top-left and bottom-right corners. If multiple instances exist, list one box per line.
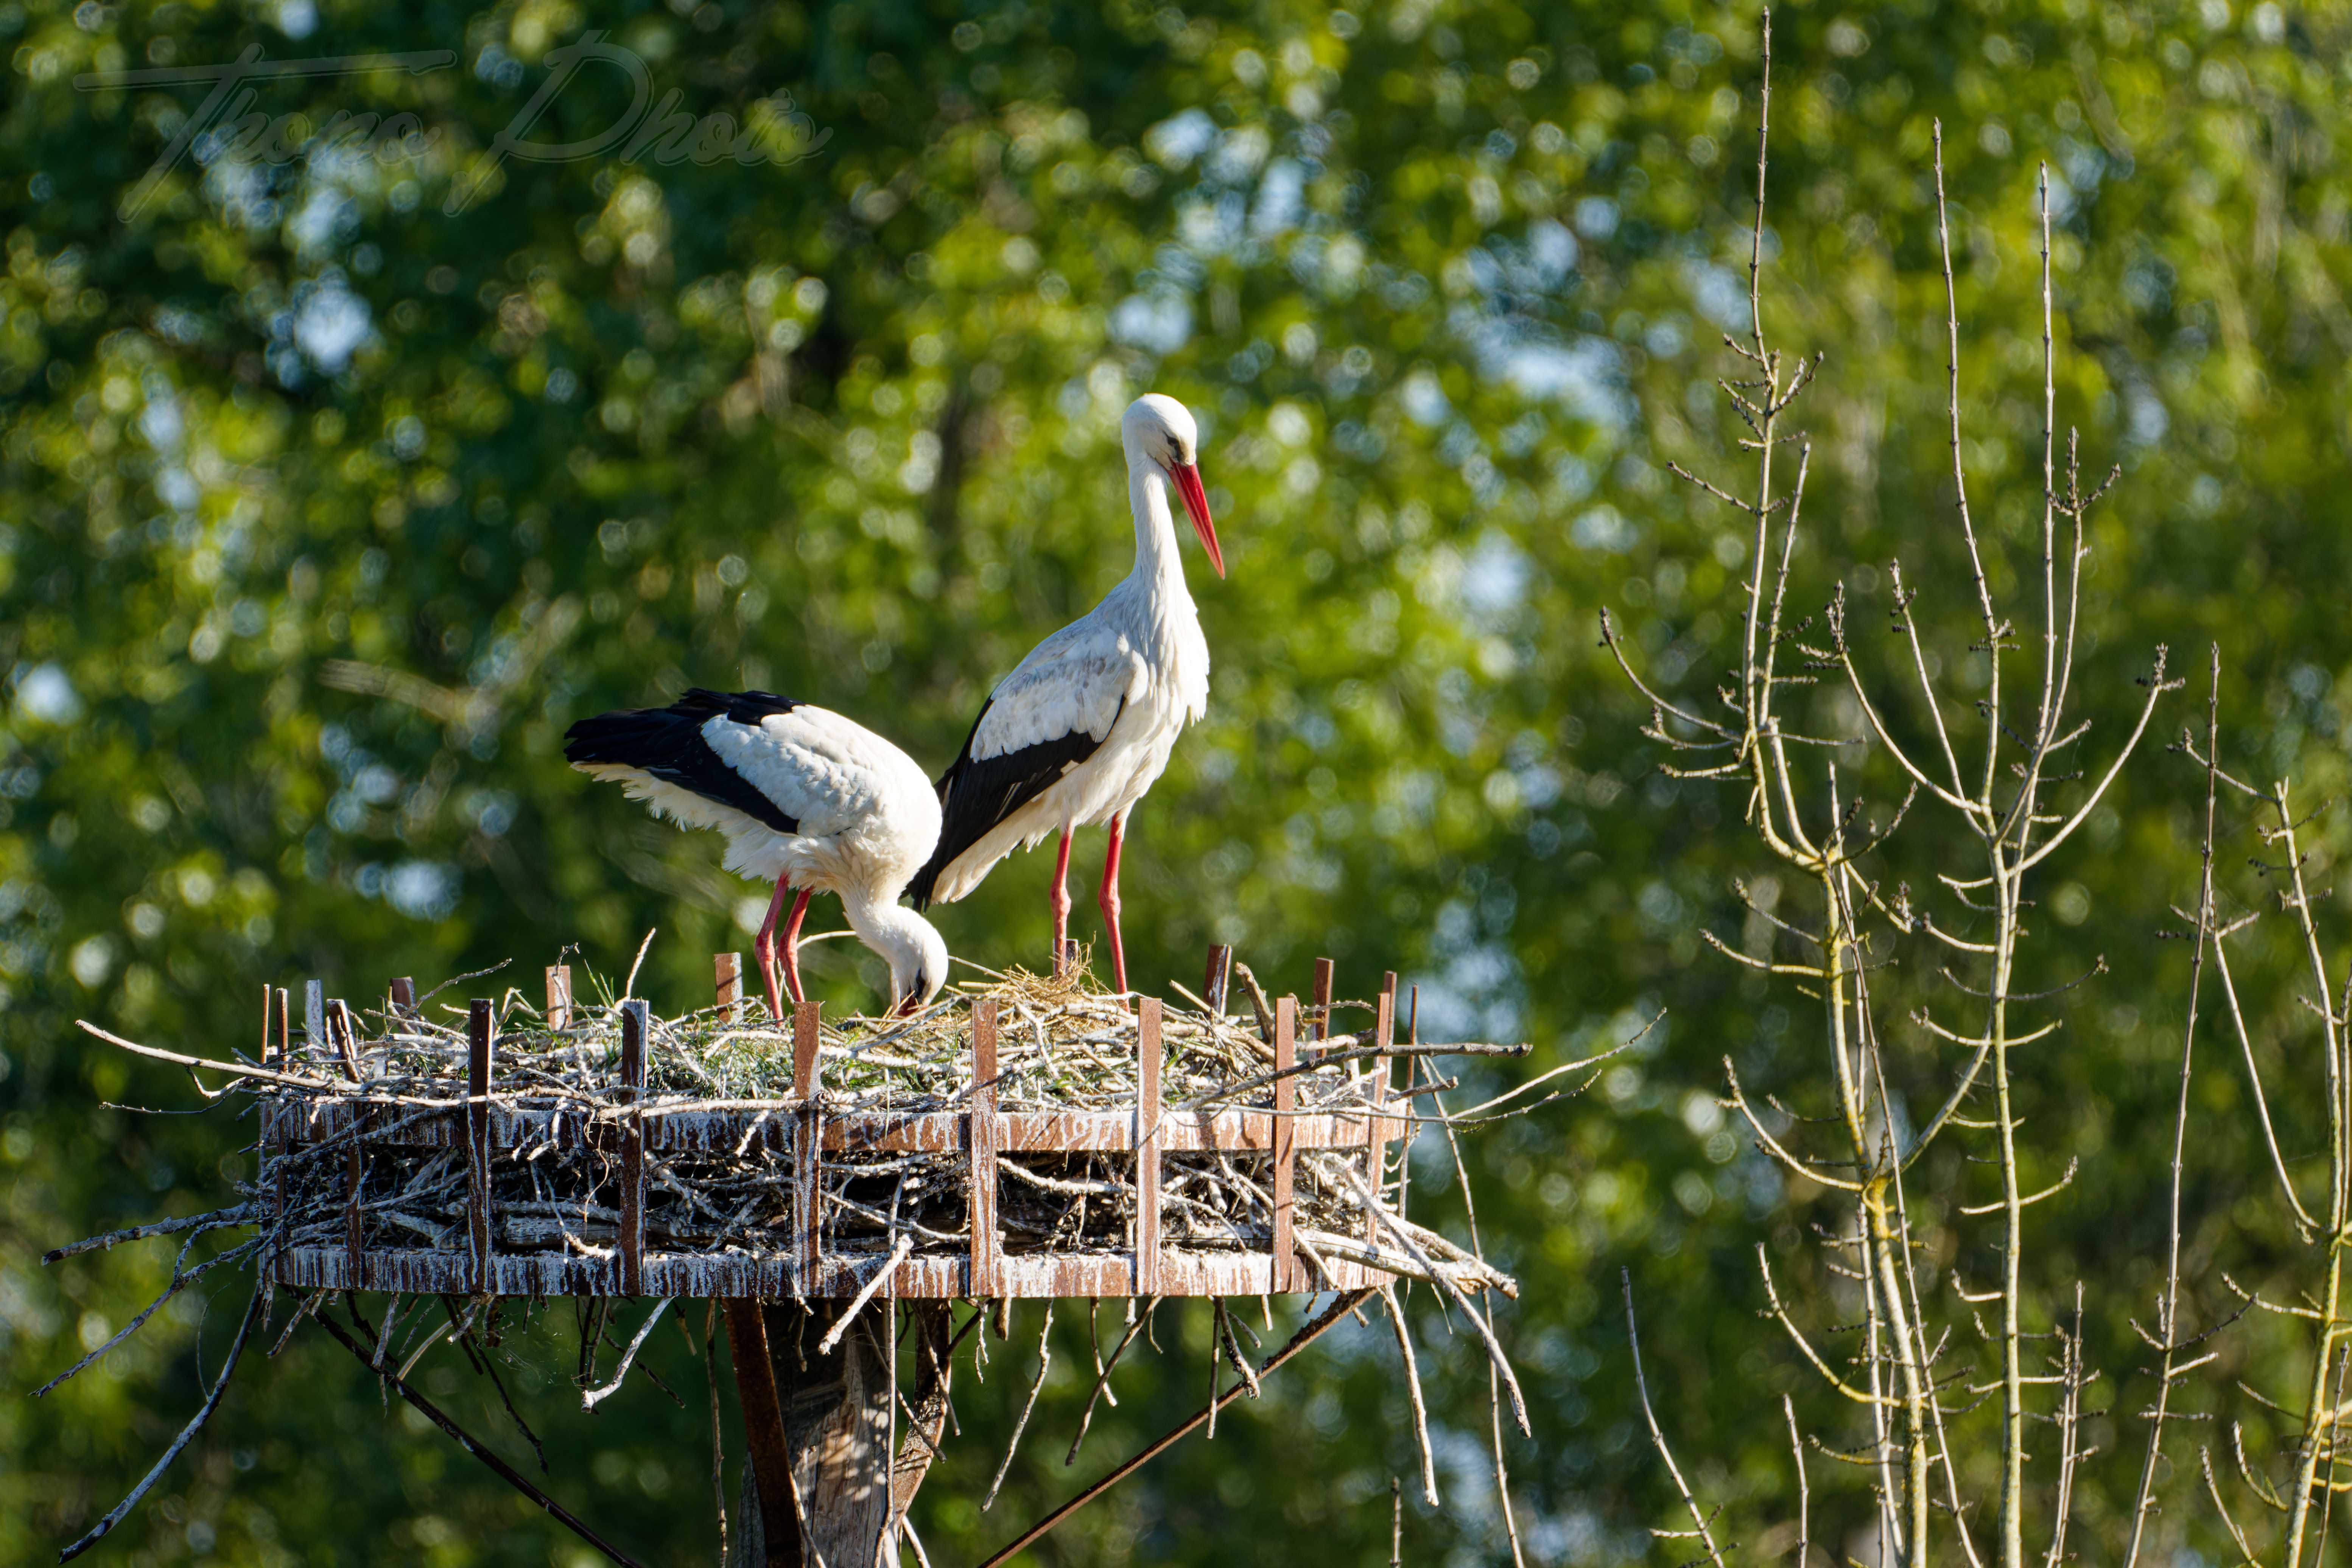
left=729, top=1300, right=895, bottom=1568
left=1135, top=997, right=1163, bottom=1296
left=388, top=975, right=416, bottom=1020
left=793, top=1000, right=823, bottom=1296
left=618, top=999, right=648, bottom=1297
left=714, top=952, right=743, bottom=1023
left=467, top=999, right=494, bottom=1295
left=1272, top=996, right=1298, bottom=1293
left=1204, top=944, right=1234, bottom=1013
left=1311, top=956, right=1335, bottom=1043
left=722, top=1299, right=803, bottom=1568
left=545, top=964, right=573, bottom=1031
left=970, top=998, right=1000, bottom=1300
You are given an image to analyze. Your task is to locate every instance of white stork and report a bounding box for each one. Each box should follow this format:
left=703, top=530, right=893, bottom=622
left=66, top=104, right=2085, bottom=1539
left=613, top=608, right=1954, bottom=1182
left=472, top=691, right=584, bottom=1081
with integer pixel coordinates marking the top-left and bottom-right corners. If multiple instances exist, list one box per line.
left=908, top=393, right=1223, bottom=992
left=564, top=689, right=949, bottom=1020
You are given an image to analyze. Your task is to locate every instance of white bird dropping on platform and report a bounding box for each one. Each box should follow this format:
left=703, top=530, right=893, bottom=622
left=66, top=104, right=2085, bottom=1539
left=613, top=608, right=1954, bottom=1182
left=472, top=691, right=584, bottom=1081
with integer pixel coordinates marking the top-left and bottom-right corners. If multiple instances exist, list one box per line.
left=909, top=393, right=1224, bottom=992
left=564, top=690, right=949, bottom=1020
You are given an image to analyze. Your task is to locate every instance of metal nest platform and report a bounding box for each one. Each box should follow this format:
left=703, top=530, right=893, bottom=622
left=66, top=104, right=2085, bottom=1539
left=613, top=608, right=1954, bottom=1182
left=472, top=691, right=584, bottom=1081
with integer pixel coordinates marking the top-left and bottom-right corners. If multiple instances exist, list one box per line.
left=244, top=946, right=1516, bottom=1307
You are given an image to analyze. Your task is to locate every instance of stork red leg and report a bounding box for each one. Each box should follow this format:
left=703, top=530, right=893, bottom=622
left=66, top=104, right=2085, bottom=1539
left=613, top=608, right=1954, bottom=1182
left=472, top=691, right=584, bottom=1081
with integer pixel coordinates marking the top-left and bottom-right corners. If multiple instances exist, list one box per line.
left=1049, top=829, right=1074, bottom=975
left=1098, top=813, right=1130, bottom=993
left=778, top=888, right=813, bottom=1007
left=752, top=880, right=794, bottom=1020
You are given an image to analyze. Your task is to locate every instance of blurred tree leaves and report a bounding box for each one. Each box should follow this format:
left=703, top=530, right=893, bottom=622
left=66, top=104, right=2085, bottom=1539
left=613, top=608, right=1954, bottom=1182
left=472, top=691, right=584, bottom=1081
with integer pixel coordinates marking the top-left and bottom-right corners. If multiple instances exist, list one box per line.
left=5, top=0, right=2352, bottom=1562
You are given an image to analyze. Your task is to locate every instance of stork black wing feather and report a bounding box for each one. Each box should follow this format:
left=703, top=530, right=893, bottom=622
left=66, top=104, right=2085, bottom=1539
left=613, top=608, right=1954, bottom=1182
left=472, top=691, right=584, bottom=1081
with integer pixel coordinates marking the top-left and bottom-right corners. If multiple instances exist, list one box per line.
left=907, top=696, right=1117, bottom=909
left=564, top=688, right=803, bottom=835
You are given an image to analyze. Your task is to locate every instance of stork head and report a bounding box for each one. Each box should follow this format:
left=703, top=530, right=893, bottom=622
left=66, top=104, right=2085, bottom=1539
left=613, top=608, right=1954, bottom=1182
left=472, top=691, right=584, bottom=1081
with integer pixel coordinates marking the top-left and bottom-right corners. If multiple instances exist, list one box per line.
left=1123, top=394, right=1223, bottom=578
left=869, top=905, right=950, bottom=1018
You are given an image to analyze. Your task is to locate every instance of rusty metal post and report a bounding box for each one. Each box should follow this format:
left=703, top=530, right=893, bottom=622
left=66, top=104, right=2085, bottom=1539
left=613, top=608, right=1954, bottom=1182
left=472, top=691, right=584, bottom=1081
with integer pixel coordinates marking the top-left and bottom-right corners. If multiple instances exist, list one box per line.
left=970, top=998, right=1000, bottom=1299
left=344, top=1143, right=366, bottom=1289
left=1272, top=996, right=1298, bottom=1293
left=271, top=988, right=291, bottom=1231
left=341, top=995, right=366, bottom=1283
left=792, top=1000, right=823, bottom=1296
left=1135, top=997, right=1162, bottom=1296
left=618, top=999, right=648, bottom=1297
left=1369, top=972, right=1397, bottom=1255
left=466, top=999, right=495, bottom=1294
left=715, top=952, right=743, bottom=1023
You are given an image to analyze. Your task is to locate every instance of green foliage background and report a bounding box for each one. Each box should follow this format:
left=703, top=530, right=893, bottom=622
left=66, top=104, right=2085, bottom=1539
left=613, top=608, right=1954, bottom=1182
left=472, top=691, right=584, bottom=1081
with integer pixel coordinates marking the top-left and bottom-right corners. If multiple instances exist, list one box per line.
left=4, top=0, right=2351, bottom=1562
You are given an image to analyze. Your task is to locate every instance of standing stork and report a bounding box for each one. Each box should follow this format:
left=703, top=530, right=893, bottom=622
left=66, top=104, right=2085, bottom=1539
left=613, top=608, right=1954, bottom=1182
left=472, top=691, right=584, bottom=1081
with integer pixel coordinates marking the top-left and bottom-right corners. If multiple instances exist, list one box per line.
left=908, top=393, right=1224, bottom=992
left=565, top=689, right=949, bottom=1020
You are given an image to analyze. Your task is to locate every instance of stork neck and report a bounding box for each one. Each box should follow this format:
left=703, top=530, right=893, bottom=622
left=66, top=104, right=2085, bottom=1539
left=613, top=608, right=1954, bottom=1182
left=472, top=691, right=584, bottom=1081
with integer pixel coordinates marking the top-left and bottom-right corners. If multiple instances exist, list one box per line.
left=1127, top=459, right=1189, bottom=592
left=837, top=883, right=896, bottom=945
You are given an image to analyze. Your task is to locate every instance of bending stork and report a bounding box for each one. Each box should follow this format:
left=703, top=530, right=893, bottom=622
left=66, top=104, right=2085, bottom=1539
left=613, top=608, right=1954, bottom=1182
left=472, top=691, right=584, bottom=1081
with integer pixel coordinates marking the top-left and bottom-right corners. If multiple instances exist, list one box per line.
left=908, top=393, right=1223, bottom=991
left=565, top=689, right=948, bottom=1019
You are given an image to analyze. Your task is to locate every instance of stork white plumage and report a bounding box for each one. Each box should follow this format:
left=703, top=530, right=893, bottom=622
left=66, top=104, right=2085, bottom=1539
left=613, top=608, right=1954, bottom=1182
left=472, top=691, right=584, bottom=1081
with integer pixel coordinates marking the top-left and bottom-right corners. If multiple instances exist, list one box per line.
left=564, top=689, right=949, bottom=1020
left=908, top=393, right=1223, bottom=992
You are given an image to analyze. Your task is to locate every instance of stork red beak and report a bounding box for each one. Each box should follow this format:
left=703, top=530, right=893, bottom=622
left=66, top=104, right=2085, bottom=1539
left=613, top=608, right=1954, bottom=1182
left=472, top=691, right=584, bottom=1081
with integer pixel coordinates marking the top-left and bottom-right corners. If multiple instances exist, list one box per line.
left=1169, top=463, right=1224, bottom=578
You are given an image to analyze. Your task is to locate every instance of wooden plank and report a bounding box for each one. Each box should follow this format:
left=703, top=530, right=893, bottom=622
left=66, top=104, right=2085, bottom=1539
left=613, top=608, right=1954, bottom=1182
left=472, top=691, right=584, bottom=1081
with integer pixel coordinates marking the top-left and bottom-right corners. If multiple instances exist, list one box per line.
left=274, top=1244, right=1371, bottom=1300
left=1312, top=957, right=1336, bottom=1043
left=1272, top=996, right=1298, bottom=1293
left=545, top=965, right=573, bottom=1031
left=1136, top=997, right=1162, bottom=1295
left=327, top=998, right=361, bottom=1082
left=618, top=999, right=648, bottom=1297
left=388, top=975, right=416, bottom=1019
left=304, top=978, right=324, bottom=1067
left=714, top=952, right=742, bottom=1024
left=970, top=998, right=999, bottom=1299
left=1371, top=972, right=1396, bottom=1254
left=1204, top=944, right=1234, bottom=1013
left=793, top=1000, right=823, bottom=1294
left=467, top=999, right=495, bottom=1294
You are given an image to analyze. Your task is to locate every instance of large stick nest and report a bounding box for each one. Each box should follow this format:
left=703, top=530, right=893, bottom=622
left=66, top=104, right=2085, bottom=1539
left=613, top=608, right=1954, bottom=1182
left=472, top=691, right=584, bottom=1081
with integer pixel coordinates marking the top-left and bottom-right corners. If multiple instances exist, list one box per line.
left=235, top=961, right=1521, bottom=1293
